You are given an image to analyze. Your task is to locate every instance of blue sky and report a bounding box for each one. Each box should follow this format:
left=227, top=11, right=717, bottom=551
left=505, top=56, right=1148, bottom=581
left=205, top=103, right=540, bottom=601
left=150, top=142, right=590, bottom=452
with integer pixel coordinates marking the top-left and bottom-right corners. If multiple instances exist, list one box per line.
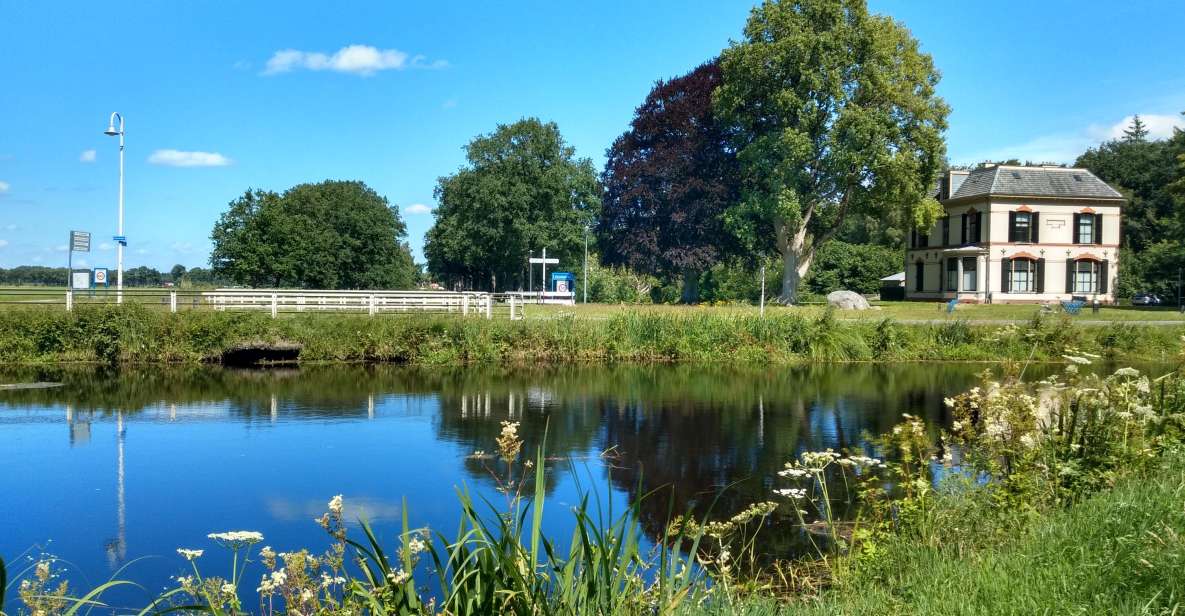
left=1, top=1, right=1183, bottom=271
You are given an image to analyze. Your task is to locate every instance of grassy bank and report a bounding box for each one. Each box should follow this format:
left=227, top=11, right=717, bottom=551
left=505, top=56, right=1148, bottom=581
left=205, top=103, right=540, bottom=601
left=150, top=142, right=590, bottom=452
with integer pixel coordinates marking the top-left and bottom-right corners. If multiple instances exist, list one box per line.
left=0, top=304, right=1182, bottom=365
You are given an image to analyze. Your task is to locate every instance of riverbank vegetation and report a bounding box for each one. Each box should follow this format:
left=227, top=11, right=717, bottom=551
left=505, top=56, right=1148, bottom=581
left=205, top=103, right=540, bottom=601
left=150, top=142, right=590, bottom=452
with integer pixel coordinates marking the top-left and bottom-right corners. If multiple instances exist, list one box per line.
left=0, top=304, right=1182, bottom=365
left=4, top=361, right=1183, bottom=614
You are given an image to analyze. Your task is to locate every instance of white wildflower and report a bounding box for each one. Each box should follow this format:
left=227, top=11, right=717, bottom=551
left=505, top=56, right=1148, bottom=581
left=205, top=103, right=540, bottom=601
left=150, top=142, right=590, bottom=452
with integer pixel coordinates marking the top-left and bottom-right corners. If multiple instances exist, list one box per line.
left=328, top=494, right=344, bottom=516
left=177, top=548, right=204, bottom=560
left=207, top=531, right=264, bottom=548
left=388, top=569, right=411, bottom=584
left=221, top=583, right=236, bottom=595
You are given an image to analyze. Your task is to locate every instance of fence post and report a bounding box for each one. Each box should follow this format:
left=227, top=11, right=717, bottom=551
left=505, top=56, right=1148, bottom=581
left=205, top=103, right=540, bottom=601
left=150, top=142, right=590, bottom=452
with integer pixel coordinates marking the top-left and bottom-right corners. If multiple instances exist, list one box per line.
left=462, top=295, right=469, bottom=316
left=271, top=293, right=278, bottom=318
left=66, top=290, right=73, bottom=312
left=170, top=291, right=177, bottom=313
left=368, top=294, right=376, bottom=316
left=486, top=294, right=493, bottom=319
left=509, top=295, right=516, bottom=320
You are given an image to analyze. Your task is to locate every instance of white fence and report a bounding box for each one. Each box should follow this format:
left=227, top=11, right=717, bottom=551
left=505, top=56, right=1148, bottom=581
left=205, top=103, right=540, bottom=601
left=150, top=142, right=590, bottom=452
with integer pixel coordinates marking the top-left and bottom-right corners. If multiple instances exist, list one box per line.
left=505, top=291, right=575, bottom=306
left=202, top=289, right=494, bottom=318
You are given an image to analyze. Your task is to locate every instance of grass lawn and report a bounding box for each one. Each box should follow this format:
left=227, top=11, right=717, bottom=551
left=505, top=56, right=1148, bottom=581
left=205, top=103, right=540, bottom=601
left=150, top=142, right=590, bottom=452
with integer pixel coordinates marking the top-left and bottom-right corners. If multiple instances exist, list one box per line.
left=516, top=300, right=1185, bottom=322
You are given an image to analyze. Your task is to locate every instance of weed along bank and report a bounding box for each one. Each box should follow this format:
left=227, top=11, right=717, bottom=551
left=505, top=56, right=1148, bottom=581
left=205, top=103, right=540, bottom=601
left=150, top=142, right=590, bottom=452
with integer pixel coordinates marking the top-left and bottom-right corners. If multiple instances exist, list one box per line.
left=905, top=164, right=1125, bottom=304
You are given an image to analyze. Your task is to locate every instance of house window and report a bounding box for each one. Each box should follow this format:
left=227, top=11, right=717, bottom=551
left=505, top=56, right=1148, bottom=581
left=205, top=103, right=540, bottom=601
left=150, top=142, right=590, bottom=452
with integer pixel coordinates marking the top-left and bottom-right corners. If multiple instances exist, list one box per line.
left=941, top=216, right=950, bottom=246
left=966, top=214, right=979, bottom=245
left=1011, top=212, right=1032, bottom=242
left=946, top=258, right=959, bottom=291
left=962, top=257, right=977, bottom=291
left=1009, top=259, right=1034, bottom=293
left=914, top=262, right=924, bottom=292
left=1077, top=215, right=1095, bottom=244
left=1074, top=260, right=1098, bottom=293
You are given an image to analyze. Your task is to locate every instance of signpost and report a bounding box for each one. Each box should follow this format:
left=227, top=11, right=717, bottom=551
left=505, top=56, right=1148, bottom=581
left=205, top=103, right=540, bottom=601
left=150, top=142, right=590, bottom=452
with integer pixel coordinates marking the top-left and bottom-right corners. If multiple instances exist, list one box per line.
left=94, top=268, right=109, bottom=286
left=67, top=231, right=91, bottom=288
left=528, top=248, right=559, bottom=303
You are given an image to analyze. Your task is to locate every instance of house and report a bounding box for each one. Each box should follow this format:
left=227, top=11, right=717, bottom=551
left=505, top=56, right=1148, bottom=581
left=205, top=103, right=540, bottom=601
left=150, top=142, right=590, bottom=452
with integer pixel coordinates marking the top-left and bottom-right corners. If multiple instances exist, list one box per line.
left=903, top=164, right=1124, bottom=304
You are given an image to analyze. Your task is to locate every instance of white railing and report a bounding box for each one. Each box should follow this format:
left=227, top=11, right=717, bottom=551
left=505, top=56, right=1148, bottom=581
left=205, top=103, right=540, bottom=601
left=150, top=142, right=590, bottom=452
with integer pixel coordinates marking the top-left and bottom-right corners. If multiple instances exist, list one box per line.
left=505, top=291, right=576, bottom=306
left=201, top=289, right=493, bottom=318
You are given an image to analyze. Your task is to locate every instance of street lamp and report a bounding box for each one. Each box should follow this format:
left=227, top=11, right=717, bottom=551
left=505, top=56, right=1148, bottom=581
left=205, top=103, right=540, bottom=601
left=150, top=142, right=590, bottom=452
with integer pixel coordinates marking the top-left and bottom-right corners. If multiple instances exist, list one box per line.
left=104, top=112, right=125, bottom=303
left=583, top=224, right=589, bottom=304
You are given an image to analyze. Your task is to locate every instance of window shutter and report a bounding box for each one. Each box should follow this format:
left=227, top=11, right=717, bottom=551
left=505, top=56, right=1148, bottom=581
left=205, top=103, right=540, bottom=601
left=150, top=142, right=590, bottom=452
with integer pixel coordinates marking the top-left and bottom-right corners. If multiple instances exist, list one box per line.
left=942, top=216, right=950, bottom=246
left=1094, top=214, right=1103, bottom=244
left=1099, top=260, right=1109, bottom=293
left=1030, top=212, right=1040, bottom=243
left=1065, top=258, right=1076, bottom=293
left=960, top=214, right=967, bottom=245
left=975, top=212, right=983, bottom=242
left=1036, top=258, right=1046, bottom=293
left=1001, top=258, right=1011, bottom=292
left=1072, top=213, right=1081, bottom=244
left=1008, top=212, right=1017, bottom=242
left=910, top=229, right=916, bottom=249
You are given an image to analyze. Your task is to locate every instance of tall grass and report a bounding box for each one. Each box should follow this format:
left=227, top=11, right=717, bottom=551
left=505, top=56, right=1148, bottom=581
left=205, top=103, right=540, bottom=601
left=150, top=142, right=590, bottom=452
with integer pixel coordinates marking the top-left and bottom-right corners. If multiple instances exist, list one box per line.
left=0, top=304, right=1181, bottom=365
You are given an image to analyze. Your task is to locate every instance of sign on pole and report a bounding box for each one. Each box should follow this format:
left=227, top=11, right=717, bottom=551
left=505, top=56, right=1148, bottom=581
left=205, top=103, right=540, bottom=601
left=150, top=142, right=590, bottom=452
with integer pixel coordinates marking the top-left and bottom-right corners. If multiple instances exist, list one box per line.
left=94, top=268, right=109, bottom=286
left=70, top=231, right=91, bottom=252
left=71, top=271, right=91, bottom=290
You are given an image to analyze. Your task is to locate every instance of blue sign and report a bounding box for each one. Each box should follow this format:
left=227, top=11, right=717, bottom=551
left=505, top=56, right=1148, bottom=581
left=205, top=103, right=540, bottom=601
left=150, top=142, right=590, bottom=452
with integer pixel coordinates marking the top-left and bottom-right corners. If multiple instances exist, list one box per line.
left=112, top=235, right=127, bottom=246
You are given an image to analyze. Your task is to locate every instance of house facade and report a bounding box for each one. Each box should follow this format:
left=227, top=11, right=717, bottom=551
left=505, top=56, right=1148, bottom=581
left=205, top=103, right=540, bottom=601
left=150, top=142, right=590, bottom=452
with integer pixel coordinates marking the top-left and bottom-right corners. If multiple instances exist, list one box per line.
left=903, top=165, right=1124, bottom=304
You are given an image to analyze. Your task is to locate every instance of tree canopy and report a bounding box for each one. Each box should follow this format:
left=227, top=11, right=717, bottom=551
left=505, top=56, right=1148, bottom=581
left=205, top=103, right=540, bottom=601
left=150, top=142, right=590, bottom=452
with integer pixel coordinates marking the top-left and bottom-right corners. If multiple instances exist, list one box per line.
left=598, top=60, right=741, bottom=303
left=714, top=0, right=949, bottom=303
left=1076, top=113, right=1185, bottom=300
left=210, top=180, right=415, bottom=289
left=425, top=118, right=599, bottom=291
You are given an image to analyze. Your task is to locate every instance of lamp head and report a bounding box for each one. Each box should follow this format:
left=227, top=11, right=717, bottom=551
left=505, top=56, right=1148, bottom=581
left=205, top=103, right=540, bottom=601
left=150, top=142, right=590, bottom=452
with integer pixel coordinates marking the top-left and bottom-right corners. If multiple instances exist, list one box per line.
left=104, top=124, right=119, bottom=136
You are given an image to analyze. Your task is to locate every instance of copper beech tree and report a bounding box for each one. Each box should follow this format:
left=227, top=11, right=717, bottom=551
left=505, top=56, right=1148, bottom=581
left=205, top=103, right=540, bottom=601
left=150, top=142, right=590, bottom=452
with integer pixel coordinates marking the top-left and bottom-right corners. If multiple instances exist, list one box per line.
left=598, top=60, right=741, bottom=304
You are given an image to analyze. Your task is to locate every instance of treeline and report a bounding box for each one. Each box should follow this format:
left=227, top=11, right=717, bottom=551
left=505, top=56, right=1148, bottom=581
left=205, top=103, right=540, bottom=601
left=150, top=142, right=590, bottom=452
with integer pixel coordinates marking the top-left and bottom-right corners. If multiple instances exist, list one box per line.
left=426, top=0, right=946, bottom=303
left=0, top=265, right=227, bottom=287
left=1075, top=115, right=1185, bottom=300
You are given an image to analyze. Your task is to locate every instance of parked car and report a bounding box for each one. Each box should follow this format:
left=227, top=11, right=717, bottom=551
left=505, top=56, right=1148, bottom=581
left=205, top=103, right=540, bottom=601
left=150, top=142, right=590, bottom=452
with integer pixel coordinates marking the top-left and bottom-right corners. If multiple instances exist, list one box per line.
left=1131, top=292, right=1163, bottom=306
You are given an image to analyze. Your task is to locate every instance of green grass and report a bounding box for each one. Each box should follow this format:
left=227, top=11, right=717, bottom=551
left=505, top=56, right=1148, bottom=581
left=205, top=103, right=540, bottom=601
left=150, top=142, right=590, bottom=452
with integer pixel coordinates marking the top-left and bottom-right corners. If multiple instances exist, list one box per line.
left=0, top=303, right=1181, bottom=365
left=781, top=458, right=1185, bottom=615
left=519, top=300, right=1185, bottom=323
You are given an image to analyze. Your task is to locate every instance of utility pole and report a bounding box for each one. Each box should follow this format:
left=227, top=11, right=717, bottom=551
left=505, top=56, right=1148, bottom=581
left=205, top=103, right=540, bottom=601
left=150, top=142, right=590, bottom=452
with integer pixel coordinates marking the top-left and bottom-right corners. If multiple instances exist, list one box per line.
left=583, top=224, right=589, bottom=304
left=104, top=113, right=126, bottom=304
left=760, top=265, right=766, bottom=318
left=528, top=250, right=534, bottom=296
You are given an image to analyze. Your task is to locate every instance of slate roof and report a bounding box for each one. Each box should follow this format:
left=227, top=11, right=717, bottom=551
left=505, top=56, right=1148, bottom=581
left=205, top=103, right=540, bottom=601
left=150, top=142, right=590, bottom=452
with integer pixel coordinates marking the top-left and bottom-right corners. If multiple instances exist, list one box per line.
left=947, top=166, right=1124, bottom=202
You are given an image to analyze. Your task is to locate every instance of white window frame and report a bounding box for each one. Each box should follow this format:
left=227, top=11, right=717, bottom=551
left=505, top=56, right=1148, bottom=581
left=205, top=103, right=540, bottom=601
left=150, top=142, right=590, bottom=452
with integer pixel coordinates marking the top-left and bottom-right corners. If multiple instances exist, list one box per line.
left=1009, top=259, right=1035, bottom=293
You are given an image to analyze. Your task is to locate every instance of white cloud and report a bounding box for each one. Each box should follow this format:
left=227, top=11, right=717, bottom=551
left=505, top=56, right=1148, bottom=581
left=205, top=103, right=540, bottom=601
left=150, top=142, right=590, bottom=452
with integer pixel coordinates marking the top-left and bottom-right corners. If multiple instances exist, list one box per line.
left=0, top=181, right=9, bottom=193
left=98, top=242, right=112, bottom=250
left=135, top=248, right=149, bottom=255
left=148, top=149, right=233, bottom=167
left=31, top=255, right=42, bottom=263
left=171, top=241, right=195, bottom=253
left=54, top=244, right=68, bottom=252
left=80, top=149, right=97, bottom=163
left=263, top=44, right=445, bottom=76
left=958, top=112, right=1185, bottom=165
left=0, top=239, right=8, bottom=248
left=403, top=203, right=433, bottom=214
left=1090, top=114, right=1185, bottom=141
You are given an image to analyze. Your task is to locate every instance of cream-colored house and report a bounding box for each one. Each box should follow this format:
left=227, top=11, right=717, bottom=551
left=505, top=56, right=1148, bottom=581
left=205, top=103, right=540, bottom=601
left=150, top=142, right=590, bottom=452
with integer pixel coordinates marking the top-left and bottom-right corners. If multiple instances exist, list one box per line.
left=904, top=165, right=1124, bottom=304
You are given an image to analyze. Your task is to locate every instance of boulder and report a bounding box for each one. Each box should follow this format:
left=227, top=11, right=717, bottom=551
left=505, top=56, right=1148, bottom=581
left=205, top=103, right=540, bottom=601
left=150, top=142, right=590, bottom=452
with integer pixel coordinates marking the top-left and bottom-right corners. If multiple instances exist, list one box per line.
left=826, top=290, right=871, bottom=310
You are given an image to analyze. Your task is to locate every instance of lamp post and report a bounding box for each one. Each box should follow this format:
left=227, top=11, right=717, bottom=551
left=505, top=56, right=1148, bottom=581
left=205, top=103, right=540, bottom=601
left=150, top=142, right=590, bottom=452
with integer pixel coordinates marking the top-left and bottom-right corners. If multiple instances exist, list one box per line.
left=583, top=224, right=589, bottom=304
left=104, top=113, right=125, bottom=304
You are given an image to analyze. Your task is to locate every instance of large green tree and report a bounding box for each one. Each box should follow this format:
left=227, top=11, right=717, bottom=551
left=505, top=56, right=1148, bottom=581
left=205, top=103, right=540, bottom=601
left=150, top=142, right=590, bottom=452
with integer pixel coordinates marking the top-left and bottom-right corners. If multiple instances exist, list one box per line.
left=715, top=0, right=949, bottom=303
left=210, top=180, right=415, bottom=289
left=425, top=118, right=599, bottom=291
left=1076, top=113, right=1185, bottom=299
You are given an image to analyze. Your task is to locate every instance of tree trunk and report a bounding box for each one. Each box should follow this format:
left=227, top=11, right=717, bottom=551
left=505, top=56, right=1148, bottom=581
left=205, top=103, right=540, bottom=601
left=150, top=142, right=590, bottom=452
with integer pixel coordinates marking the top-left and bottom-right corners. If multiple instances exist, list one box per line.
left=779, top=236, right=814, bottom=305
left=680, top=269, right=700, bottom=304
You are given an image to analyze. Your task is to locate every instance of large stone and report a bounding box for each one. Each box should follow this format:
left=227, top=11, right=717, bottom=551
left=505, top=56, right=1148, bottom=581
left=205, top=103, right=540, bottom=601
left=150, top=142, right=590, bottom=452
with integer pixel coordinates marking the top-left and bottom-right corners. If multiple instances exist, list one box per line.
left=826, top=290, right=871, bottom=310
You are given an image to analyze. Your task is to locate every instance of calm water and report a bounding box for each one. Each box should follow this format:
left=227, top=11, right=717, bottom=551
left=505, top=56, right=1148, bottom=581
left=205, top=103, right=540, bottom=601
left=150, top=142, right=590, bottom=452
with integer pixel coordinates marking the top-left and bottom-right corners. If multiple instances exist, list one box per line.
left=0, top=362, right=1142, bottom=606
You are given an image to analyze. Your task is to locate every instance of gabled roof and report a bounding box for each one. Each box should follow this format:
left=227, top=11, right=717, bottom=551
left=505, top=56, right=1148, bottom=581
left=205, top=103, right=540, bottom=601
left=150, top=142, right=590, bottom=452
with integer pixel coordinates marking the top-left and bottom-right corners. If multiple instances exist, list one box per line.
left=947, top=165, right=1124, bottom=202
